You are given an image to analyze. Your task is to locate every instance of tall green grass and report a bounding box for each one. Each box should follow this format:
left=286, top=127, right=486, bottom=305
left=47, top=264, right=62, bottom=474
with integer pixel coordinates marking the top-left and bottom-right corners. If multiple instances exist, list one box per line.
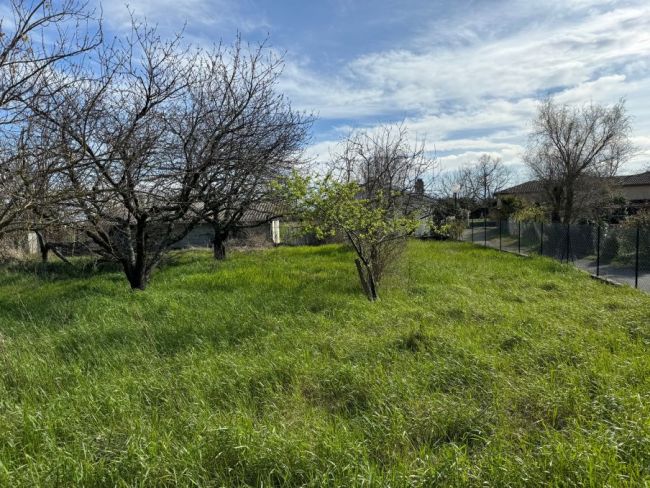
left=0, top=241, right=649, bottom=486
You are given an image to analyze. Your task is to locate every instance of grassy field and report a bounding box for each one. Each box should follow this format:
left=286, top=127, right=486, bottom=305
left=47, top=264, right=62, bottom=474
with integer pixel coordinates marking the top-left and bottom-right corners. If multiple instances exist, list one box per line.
left=0, top=241, right=649, bottom=486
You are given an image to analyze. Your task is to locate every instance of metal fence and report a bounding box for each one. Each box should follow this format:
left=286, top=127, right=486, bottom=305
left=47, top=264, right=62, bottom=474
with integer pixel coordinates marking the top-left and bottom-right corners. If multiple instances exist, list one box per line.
left=460, top=219, right=650, bottom=292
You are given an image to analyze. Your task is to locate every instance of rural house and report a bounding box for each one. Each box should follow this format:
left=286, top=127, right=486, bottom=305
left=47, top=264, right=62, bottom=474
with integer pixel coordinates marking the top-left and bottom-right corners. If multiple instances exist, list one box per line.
left=496, top=170, right=650, bottom=210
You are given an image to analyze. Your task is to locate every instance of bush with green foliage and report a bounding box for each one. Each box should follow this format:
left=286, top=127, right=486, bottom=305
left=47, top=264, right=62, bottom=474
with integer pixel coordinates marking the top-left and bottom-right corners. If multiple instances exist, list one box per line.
left=429, top=219, right=465, bottom=241
left=513, top=204, right=548, bottom=223
left=278, top=173, right=419, bottom=300
left=492, top=195, right=524, bottom=221
left=620, top=210, right=650, bottom=261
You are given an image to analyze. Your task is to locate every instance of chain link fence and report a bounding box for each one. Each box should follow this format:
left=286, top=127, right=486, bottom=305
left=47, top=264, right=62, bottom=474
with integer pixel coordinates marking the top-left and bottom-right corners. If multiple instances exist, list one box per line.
left=461, top=219, right=650, bottom=292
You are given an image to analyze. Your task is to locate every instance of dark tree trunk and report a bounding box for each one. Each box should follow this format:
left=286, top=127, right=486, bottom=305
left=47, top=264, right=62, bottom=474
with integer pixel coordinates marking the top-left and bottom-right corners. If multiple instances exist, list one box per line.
left=35, top=231, right=49, bottom=263
left=355, top=258, right=371, bottom=298
left=549, top=185, right=564, bottom=223
left=126, top=218, right=149, bottom=290
left=563, top=187, right=574, bottom=224
left=125, top=263, right=148, bottom=290
left=40, top=245, right=49, bottom=263
left=367, top=271, right=378, bottom=301
left=211, top=226, right=229, bottom=260
left=50, top=246, right=71, bottom=264
left=355, top=258, right=378, bottom=301
left=212, top=238, right=226, bottom=260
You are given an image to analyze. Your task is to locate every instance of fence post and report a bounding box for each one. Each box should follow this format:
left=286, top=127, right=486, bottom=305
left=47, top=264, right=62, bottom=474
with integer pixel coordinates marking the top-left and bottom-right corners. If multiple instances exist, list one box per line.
left=518, top=221, right=521, bottom=254
left=484, top=214, right=487, bottom=246
left=596, top=224, right=601, bottom=277
left=566, top=223, right=571, bottom=263
left=540, top=222, right=544, bottom=255
left=499, top=220, right=502, bottom=251
left=635, top=225, right=640, bottom=289
left=471, top=221, right=474, bottom=242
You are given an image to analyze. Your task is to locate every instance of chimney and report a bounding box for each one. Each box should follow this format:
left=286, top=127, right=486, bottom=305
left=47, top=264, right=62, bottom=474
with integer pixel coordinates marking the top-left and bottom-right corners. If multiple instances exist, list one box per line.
left=414, top=178, right=424, bottom=195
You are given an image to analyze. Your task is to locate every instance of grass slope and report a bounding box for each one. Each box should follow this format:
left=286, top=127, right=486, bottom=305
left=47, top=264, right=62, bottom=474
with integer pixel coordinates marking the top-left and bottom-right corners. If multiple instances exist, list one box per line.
left=0, top=241, right=649, bottom=486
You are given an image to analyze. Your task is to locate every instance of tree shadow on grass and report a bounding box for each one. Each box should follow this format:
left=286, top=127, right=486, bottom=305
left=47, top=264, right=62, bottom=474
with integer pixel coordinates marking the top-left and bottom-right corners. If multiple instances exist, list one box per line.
left=1, top=249, right=202, bottom=285
left=0, top=246, right=364, bottom=347
left=3, top=258, right=123, bottom=283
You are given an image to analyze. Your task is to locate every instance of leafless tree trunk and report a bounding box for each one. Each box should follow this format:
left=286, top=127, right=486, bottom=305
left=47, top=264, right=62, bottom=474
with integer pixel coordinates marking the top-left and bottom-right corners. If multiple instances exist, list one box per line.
left=211, top=225, right=228, bottom=260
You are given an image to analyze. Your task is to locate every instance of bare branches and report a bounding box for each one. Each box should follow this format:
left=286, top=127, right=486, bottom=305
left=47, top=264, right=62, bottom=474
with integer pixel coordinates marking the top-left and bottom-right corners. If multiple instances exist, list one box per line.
left=524, top=98, right=633, bottom=223
left=334, top=124, right=431, bottom=189
left=0, top=0, right=101, bottom=252
left=435, top=154, right=511, bottom=214
left=24, top=20, right=310, bottom=288
left=0, top=0, right=102, bottom=123
left=461, top=155, right=511, bottom=206
left=185, top=38, right=312, bottom=259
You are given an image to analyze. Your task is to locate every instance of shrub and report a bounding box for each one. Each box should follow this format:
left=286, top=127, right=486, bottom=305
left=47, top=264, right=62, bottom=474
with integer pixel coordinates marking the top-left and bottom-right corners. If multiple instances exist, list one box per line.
left=491, top=195, right=524, bottom=221
left=513, top=205, right=548, bottom=223
left=620, top=210, right=650, bottom=261
left=429, top=219, right=465, bottom=241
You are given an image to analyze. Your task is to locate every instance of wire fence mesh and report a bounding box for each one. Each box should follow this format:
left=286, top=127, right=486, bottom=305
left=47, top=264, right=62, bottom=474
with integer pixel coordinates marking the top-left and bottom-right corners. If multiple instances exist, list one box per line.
left=460, top=219, right=650, bottom=292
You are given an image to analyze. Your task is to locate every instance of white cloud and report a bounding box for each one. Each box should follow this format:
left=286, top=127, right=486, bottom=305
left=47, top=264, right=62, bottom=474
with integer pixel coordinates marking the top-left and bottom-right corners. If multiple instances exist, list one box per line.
left=99, top=0, right=268, bottom=34
left=283, top=0, right=650, bottom=173
left=97, top=0, right=650, bottom=175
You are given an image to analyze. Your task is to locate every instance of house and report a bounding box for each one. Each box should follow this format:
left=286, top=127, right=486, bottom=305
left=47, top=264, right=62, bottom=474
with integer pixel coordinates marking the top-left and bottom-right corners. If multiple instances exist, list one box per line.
left=18, top=180, right=444, bottom=256
left=495, top=170, right=650, bottom=210
left=172, top=202, right=283, bottom=249
left=19, top=203, right=286, bottom=258
left=170, top=220, right=280, bottom=250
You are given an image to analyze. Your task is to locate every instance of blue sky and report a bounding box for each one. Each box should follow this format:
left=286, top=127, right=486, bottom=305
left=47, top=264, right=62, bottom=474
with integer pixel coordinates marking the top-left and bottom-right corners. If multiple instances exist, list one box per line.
left=98, top=0, right=650, bottom=178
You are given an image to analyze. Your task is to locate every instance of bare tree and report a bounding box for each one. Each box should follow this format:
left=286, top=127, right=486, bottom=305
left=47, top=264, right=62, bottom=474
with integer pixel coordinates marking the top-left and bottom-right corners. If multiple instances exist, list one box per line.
left=333, top=124, right=434, bottom=210
left=3, top=119, right=73, bottom=261
left=463, top=155, right=511, bottom=209
left=0, top=0, right=100, bottom=246
left=524, top=98, right=633, bottom=223
left=182, top=41, right=311, bottom=260
left=434, top=155, right=510, bottom=221
left=30, top=24, right=202, bottom=288
left=23, top=125, right=80, bottom=263
left=33, top=23, right=305, bottom=289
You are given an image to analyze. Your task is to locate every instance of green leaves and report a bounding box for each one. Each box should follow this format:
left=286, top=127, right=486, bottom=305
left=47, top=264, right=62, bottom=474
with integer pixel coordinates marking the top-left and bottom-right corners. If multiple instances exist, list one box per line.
left=277, top=172, right=420, bottom=299
left=278, top=172, right=419, bottom=244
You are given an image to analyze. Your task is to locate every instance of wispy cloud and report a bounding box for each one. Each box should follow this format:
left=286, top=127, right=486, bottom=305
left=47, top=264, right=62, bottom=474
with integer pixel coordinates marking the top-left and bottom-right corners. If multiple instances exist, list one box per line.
left=100, top=0, right=269, bottom=35
left=279, top=0, right=650, bottom=174
left=96, top=0, right=650, bottom=175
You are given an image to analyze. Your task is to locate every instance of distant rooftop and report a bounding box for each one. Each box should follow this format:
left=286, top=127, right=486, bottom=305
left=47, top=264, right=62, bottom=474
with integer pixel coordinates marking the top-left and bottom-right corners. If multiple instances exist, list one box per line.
left=496, top=171, right=650, bottom=195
